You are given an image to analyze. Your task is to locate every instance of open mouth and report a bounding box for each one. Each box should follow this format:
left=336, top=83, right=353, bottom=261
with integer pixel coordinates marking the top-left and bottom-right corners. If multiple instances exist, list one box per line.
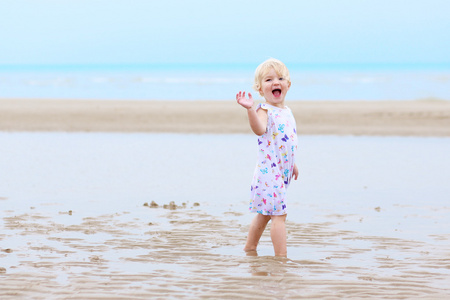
left=272, top=89, right=281, bottom=97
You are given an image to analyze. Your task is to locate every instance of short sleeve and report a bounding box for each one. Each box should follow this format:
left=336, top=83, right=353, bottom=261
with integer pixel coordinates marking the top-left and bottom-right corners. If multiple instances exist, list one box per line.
left=258, top=103, right=269, bottom=111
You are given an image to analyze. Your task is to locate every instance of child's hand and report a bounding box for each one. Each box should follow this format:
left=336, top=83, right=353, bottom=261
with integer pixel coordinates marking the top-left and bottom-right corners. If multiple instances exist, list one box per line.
left=236, top=91, right=254, bottom=109
left=292, top=164, right=299, bottom=181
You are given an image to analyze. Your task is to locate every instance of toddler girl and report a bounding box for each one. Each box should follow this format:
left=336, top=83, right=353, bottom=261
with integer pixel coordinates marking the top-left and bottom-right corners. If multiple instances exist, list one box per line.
left=236, top=58, right=298, bottom=256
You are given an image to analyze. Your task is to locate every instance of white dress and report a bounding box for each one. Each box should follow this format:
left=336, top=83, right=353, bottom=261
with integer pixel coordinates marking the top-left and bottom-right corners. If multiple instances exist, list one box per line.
left=249, top=103, right=298, bottom=215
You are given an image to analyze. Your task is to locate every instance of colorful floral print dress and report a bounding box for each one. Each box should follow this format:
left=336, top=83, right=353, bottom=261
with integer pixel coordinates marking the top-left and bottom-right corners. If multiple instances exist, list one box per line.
left=249, top=103, right=298, bottom=215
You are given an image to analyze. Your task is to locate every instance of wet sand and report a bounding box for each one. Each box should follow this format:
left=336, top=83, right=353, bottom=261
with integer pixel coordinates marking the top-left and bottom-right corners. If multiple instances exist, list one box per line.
left=1, top=98, right=450, bottom=136
left=1, top=133, right=449, bottom=299
left=2, top=205, right=449, bottom=299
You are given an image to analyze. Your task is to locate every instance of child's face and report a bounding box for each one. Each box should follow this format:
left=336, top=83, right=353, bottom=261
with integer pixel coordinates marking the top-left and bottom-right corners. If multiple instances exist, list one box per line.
left=259, top=68, right=291, bottom=107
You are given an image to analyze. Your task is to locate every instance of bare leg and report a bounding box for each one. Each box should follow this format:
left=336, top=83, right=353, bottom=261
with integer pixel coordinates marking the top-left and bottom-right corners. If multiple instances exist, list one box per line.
left=244, top=214, right=271, bottom=252
left=270, top=215, right=287, bottom=256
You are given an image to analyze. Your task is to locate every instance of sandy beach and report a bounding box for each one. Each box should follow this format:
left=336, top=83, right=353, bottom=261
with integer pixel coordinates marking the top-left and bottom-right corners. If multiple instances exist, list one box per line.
left=1, top=98, right=450, bottom=136
left=2, top=0, right=450, bottom=297
left=1, top=99, right=450, bottom=299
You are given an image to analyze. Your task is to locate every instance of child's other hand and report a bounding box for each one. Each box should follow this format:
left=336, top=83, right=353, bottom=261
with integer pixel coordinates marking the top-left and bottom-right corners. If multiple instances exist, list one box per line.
left=236, top=91, right=254, bottom=109
left=292, top=164, right=299, bottom=181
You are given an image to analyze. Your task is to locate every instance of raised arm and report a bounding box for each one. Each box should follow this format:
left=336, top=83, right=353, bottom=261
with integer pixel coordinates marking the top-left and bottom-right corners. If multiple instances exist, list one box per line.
left=236, top=91, right=268, bottom=136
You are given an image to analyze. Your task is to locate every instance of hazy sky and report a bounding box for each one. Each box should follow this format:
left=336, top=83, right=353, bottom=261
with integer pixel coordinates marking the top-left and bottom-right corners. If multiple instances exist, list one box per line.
left=1, top=0, right=449, bottom=65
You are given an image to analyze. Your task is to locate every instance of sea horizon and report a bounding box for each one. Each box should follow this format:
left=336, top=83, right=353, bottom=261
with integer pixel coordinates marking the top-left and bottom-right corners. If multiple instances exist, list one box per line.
left=1, top=62, right=449, bottom=101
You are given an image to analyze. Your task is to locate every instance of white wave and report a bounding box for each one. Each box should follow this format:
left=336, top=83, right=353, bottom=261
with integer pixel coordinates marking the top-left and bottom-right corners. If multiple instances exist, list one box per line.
left=25, top=77, right=73, bottom=87
left=135, top=77, right=250, bottom=85
left=91, top=77, right=112, bottom=83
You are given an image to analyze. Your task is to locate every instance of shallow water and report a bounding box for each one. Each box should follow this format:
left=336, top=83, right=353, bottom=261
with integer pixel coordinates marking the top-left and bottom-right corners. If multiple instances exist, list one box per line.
left=1, top=133, right=449, bottom=299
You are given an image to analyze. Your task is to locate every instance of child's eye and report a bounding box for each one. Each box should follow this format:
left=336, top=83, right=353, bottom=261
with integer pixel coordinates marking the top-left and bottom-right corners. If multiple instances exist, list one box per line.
left=266, top=79, right=272, bottom=82
left=279, top=78, right=284, bottom=80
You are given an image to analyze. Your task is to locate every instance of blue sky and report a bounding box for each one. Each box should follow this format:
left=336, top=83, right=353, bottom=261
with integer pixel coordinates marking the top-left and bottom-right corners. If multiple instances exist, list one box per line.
left=1, top=0, right=449, bottom=66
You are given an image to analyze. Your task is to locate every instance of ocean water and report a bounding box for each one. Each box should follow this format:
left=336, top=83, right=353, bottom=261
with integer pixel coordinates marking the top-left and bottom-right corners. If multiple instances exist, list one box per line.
left=0, top=63, right=449, bottom=101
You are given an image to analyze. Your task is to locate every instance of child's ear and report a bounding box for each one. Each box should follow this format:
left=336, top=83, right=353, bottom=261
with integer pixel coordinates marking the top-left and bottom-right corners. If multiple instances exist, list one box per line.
left=288, top=81, right=291, bottom=89
left=258, top=86, right=263, bottom=96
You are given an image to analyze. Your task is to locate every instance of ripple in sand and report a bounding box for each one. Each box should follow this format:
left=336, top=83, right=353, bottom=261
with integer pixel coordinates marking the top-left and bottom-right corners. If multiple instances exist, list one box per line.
left=1, top=203, right=449, bottom=299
